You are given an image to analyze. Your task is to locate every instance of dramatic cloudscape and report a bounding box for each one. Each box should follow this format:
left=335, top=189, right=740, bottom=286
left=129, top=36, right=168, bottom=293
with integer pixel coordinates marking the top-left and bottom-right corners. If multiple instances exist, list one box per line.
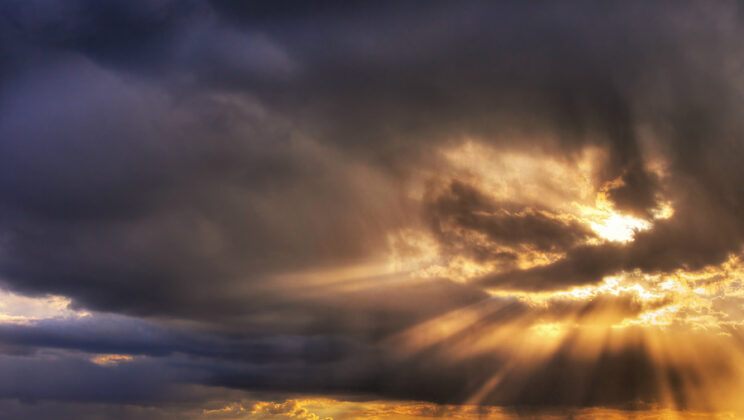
left=3, top=1, right=744, bottom=418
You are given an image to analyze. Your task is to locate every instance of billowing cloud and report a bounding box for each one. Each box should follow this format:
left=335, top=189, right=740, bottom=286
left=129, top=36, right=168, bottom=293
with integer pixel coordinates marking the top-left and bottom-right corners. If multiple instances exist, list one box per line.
left=3, top=0, right=744, bottom=418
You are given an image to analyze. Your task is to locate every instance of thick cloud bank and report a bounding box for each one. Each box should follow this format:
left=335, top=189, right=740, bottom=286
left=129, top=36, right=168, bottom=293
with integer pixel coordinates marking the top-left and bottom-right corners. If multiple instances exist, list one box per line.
left=3, top=1, right=744, bottom=418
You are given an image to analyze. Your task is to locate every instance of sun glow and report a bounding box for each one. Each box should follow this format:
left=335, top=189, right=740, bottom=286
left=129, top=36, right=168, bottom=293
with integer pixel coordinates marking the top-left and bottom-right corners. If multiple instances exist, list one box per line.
left=589, top=212, right=651, bottom=242
left=385, top=254, right=744, bottom=413
left=332, top=141, right=744, bottom=414
left=387, top=142, right=675, bottom=287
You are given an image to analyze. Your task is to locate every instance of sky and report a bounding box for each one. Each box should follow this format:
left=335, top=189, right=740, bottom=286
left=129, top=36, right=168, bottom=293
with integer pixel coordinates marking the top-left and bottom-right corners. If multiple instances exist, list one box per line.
left=2, top=1, right=744, bottom=418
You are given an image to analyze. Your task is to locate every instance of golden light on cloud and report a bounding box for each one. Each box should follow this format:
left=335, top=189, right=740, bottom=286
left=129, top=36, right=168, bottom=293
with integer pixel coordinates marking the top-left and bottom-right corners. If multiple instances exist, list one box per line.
left=439, top=141, right=601, bottom=211
left=0, top=288, right=89, bottom=325
left=372, top=248, right=744, bottom=413
left=89, top=354, right=135, bottom=366
left=313, top=140, right=744, bottom=414
left=7, top=3, right=744, bottom=418
left=197, top=396, right=744, bottom=420
left=588, top=212, right=650, bottom=243
left=385, top=141, right=675, bottom=285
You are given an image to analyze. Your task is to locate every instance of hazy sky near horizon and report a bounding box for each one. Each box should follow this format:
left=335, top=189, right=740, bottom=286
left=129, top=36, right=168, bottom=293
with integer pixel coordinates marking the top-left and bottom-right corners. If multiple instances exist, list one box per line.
left=3, top=1, right=744, bottom=418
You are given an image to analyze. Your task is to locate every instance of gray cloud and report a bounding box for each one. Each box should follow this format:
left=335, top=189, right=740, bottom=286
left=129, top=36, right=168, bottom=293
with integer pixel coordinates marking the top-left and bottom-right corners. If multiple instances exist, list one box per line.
left=2, top=0, right=744, bottom=416
left=426, top=180, right=597, bottom=257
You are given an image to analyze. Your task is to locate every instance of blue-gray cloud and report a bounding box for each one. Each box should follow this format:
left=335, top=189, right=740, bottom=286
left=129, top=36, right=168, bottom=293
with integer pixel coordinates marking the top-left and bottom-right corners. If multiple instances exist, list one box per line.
left=3, top=0, right=744, bottom=417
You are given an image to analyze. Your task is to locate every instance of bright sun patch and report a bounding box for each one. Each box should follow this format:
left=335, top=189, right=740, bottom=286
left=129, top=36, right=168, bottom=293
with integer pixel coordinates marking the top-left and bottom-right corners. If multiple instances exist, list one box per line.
left=390, top=142, right=672, bottom=286
left=589, top=212, right=652, bottom=242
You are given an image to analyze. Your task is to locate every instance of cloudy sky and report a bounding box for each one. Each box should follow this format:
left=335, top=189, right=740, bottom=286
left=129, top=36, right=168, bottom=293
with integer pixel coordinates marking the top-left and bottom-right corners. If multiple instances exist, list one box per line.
left=3, top=1, right=744, bottom=418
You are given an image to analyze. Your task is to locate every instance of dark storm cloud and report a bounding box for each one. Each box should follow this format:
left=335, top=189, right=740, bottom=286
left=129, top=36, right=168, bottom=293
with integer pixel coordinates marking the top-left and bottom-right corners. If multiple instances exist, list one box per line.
left=0, top=353, right=199, bottom=404
left=2, top=0, right=744, bottom=415
left=426, top=180, right=597, bottom=257
left=0, top=314, right=359, bottom=363
left=479, top=203, right=743, bottom=291
left=2, top=0, right=741, bottom=310
left=0, top=56, right=414, bottom=317
left=0, top=294, right=674, bottom=410
left=479, top=243, right=626, bottom=291
left=209, top=298, right=690, bottom=408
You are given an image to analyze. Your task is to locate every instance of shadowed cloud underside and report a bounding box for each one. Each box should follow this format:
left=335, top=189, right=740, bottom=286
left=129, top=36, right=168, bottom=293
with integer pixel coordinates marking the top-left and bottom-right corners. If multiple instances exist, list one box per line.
left=3, top=0, right=744, bottom=418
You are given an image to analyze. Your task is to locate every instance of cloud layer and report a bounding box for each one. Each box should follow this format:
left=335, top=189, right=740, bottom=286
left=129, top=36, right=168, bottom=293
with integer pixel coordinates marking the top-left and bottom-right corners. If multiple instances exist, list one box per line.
left=3, top=1, right=744, bottom=418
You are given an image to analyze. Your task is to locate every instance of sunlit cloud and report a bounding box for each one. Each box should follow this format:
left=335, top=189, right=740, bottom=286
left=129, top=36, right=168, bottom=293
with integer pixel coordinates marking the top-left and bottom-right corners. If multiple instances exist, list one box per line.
left=588, top=212, right=651, bottom=243
left=89, top=354, right=135, bottom=366
left=3, top=1, right=744, bottom=418
left=0, top=288, right=88, bottom=325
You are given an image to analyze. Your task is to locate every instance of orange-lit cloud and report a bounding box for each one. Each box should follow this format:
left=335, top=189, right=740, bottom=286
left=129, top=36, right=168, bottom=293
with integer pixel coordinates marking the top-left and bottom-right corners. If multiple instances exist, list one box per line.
left=4, top=1, right=744, bottom=418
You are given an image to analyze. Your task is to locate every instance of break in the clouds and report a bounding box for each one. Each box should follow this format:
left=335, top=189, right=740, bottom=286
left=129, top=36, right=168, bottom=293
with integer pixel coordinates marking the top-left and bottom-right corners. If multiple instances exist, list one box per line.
left=3, top=1, right=744, bottom=418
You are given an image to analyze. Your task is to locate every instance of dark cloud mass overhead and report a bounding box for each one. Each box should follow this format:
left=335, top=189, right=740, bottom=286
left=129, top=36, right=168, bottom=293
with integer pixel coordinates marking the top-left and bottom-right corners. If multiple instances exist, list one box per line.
left=3, top=1, right=744, bottom=418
